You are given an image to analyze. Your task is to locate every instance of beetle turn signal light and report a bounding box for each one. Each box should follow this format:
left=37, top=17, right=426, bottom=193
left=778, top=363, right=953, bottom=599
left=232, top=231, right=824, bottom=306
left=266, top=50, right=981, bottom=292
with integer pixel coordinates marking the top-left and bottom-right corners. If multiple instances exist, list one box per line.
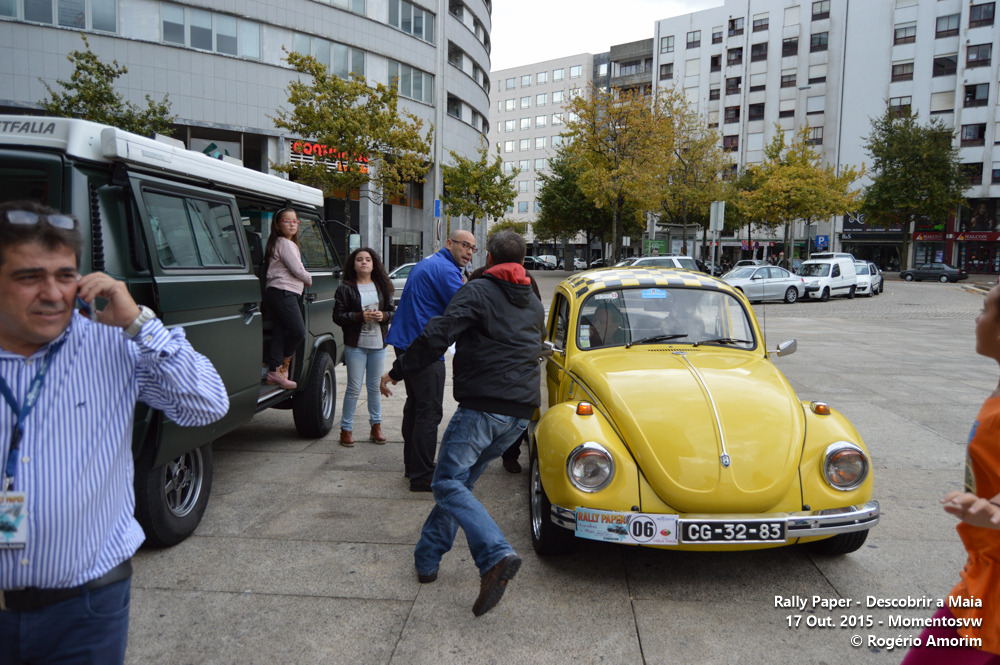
left=576, top=402, right=594, bottom=416
left=810, top=401, right=831, bottom=415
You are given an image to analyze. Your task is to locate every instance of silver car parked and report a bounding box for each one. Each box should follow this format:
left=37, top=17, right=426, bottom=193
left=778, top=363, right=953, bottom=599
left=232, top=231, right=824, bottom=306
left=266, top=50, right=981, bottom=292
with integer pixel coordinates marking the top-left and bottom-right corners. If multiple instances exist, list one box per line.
left=723, top=265, right=805, bottom=303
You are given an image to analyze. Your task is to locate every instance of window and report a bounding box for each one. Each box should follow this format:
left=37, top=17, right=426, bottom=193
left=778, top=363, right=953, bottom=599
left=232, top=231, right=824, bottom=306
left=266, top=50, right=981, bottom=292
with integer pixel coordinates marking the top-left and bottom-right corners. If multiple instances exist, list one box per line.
left=503, top=161, right=513, bottom=174
left=519, top=138, right=530, bottom=151
left=570, top=65, right=582, bottom=78
left=723, top=135, right=739, bottom=151
left=144, top=192, right=242, bottom=268
left=537, top=71, right=548, bottom=84
left=936, top=14, right=959, bottom=37
left=782, top=36, right=798, bottom=56
left=963, top=163, right=984, bottom=185
left=961, top=124, right=987, bottom=146
left=506, top=77, right=516, bottom=89
left=535, top=158, right=547, bottom=171
left=518, top=201, right=529, bottom=213
left=729, top=17, right=744, bottom=36
left=812, top=0, right=830, bottom=20
left=753, top=16, right=769, bottom=32
left=710, top=54, right=721, bottom=72
left=521, top=74, right=531, bottom=87
left=725, top=106, right=740, bottom=123
left=518, top=159, right=529, bottom=172
left=389, top=61, right=432, bottom=103
left=552, top=135, right=563, bottom=148
left=520, top=117, right=530, bottom=130
left=388, top=0, right=435, bottom=43
left=536, top=115, right=547, bottom=128
left=536, top=93, right=547, bottom=106
left=889, top=95, right=912, bottom=116
left=552, top=90, right=564, bottom=104
left=660, top=63, right=673, bottom=80
left=553, top=68, right=564, bottom=81
left=503, top=141, right=514, bottom=152
left=505, top=99, right=515, bottom=111
left=660, top=35, right=674, bottom=53
left=751, top=42, right=768, bottom=61
left=749, top=72, right=766, bottom=92
left=967, top=44, right=992, bottom=68
left=726, top=77, right=741, bottom=95
left=620, top=60, right=641, bottom=76
left=933, top=54, right=958, bottom=76
left=709, top=84, right=720, bottom=100
left=806, top=95, right=825, bottom=115
left=161, top=5, right=262, bottom=58
left=781, top=70, right=796, bottom=88
left=808, top=63, right=827, bottom=84
left=17, top=0, right=118, bottom=31
left=520, top=96, right=530, bottom=109
left=712, top=29, right=723, bottom=44
left=891, top=62, right=914, bottom=81
left=778, top=99, right=795, bottom=118
left=727, top=47, right=743, bottom=66
left=893, top=24, right=916, bottom=44
left=964, top=83, right=989, bottom=107
left=807, top=126, right=823, bottom=145
left=810, top=32, right=828, bottom=52
left=446, top=95, right=461, bottom=118
left=686, top=30, right=701, bottom=48
left=969, top=3, right=995, bottom=28
left=535, top=136, right=545, bottom=149
left=504, top=120, right=515, bottom=132
left=930, top=91, right=954, bottom=114
left=518, top=180, right=528, bottom=193
left=748, top=103, right=765, bottom=121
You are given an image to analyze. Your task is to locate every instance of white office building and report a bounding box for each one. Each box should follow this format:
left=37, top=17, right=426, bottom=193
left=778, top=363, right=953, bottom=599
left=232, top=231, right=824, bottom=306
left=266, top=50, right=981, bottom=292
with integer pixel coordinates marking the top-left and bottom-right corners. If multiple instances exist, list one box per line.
left=0, top=0, right=494, bottom=268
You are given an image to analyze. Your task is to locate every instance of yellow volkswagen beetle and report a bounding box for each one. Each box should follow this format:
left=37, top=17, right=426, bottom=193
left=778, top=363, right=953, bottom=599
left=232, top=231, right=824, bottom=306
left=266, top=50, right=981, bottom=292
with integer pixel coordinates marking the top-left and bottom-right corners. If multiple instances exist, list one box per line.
left=529, top=268, right=878, bottom=555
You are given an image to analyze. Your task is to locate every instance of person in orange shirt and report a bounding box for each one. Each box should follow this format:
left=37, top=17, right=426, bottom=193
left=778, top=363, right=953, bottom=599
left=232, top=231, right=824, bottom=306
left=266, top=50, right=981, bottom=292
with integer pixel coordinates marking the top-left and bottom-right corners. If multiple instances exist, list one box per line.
left=902, top=284, right=1000, bottom=664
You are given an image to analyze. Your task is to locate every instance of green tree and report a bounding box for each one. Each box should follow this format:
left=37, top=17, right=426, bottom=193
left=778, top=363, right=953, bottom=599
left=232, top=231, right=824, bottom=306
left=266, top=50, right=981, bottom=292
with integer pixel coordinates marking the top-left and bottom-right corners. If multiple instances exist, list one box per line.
left=860, top=106, right=965, bottom=267
left=487, top=219, right=529, bottom=237
left=272, top=51, right=432, bottom=229
left=654, top=89, right=728, bottom=255
left=40, top=35, right=174, bottom=136
left=742, top=125, right=862, bottom=259
left=441, top=140, right=517, bottom=238
left=564, top=86, right=669, bottom=260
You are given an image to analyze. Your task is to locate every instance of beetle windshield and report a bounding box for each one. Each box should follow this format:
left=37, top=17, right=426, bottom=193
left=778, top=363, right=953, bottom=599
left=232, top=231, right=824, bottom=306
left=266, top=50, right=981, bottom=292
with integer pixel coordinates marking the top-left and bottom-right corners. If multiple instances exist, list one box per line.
left=577, top=287, right=756, bottom=351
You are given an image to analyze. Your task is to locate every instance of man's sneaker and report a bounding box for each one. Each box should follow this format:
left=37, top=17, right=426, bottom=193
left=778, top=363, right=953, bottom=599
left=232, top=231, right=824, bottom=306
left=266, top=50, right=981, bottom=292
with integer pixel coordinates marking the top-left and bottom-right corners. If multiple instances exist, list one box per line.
left=266, top=370, right=296, bottom=390
left=472, top=554, right=521, bottom=617
left=417, top=569, right=437, bottom=583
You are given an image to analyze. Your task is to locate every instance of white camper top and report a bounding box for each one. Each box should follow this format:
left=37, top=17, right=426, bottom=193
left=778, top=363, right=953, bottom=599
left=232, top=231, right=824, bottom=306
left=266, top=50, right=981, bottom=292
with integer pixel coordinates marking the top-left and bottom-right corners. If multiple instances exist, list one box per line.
left=0, top=116, right=324, bottom=208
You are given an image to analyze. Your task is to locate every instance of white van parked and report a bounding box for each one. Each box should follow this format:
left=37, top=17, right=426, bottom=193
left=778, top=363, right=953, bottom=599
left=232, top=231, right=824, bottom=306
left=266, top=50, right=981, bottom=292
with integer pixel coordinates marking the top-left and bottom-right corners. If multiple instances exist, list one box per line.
left=797, top=256, right=858, bottom=301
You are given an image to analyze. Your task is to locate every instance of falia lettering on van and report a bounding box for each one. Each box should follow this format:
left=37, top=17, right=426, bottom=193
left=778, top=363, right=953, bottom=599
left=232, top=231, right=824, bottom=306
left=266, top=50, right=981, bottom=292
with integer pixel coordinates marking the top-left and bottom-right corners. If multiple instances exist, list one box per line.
left=0, top=120, right=57, bottom=135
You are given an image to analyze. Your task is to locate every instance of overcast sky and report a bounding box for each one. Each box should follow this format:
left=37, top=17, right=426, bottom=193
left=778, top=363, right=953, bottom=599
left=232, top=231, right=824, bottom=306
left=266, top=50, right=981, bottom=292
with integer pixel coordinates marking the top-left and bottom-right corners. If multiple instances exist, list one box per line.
left=489, top=0, right=725, bottom=73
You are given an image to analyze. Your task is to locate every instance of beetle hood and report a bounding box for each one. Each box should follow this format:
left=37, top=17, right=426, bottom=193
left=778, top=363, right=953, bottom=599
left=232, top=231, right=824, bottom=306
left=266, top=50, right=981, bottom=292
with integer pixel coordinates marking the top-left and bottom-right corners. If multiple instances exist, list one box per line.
left=572, top=349, right=805, bottom=513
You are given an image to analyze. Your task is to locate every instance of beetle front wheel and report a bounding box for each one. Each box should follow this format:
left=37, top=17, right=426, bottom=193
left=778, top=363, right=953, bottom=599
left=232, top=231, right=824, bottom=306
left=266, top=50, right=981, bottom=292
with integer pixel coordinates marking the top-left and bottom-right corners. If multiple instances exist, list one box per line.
left=529, top=453, right=574, bottom=555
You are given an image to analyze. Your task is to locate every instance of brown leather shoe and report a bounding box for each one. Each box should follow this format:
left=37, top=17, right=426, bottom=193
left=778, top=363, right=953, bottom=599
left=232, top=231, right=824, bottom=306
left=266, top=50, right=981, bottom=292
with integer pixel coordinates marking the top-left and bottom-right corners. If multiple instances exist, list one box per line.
left=472, top=554, right=521, bottom=617
left=339, top=429, right=354, bottom=447
left=370, top=424, right=387, bottom=444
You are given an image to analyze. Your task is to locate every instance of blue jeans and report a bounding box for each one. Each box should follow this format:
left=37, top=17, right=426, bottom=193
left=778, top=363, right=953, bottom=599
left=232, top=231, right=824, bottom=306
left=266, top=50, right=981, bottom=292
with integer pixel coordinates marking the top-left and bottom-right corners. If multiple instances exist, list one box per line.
left=340, top=345, right=385, bottom=431
left=0, top=578, right=130, bottom=664
left=414, top=407, right=528, bottom=577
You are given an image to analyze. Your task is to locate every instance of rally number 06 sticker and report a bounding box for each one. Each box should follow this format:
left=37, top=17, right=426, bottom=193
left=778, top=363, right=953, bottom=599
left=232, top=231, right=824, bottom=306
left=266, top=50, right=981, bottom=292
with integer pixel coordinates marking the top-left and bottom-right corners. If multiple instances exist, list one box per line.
left=629, top=515, right=657, bottom=543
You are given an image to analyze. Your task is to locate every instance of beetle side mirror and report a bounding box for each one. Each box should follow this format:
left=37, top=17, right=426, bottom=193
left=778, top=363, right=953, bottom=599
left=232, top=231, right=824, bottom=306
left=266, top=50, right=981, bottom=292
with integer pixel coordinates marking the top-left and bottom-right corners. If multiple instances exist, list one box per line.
left=775, top=339, right=797, bottom=356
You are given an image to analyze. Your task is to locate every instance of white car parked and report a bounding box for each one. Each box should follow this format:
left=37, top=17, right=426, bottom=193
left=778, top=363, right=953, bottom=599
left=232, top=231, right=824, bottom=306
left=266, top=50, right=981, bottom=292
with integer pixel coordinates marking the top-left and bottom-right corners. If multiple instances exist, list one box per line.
left=854, top=262, right=883, bottom=297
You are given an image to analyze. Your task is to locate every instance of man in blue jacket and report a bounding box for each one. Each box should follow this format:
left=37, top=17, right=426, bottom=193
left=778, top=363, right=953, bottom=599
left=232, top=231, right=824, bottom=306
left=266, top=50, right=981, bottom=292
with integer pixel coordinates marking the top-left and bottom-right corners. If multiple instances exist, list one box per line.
left=385, top=230, right=475, bottom=491
left=380, top=230, right=544, bottom=617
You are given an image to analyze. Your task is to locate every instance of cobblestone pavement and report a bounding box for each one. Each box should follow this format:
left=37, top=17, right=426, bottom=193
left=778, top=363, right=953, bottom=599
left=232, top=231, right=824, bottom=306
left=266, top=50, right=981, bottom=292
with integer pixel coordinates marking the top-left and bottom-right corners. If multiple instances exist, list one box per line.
left=750, top=280, right=986, bottom=319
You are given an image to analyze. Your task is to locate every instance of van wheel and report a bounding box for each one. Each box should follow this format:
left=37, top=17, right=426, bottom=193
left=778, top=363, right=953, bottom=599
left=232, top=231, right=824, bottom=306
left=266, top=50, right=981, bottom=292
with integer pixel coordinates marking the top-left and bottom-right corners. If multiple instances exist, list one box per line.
left=134, top=440, right=213, bottom=548
left=530, top=452, right=574, bottom=555
left=819, top=287, right=830, bottom=302
left=847, top=286, right=856, bottom=299
left=783, top=287, right=798, bottom=303
left=805, top=530, right=868, bottom=555
left=293, top=350, right=336, bottom=438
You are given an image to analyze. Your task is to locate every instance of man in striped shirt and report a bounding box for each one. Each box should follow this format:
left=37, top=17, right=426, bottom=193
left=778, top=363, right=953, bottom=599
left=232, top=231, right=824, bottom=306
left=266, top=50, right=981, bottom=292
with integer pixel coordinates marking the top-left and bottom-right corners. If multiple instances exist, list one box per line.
left=0, top=201, right=229, bottom=664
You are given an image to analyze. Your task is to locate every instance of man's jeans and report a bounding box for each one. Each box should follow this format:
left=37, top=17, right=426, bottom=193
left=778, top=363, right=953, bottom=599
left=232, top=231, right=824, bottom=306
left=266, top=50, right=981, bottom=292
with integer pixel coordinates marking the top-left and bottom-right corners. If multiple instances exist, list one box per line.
left=340, top=345, right=385, bottom=431
left=414, top=407, right=528, bottom=577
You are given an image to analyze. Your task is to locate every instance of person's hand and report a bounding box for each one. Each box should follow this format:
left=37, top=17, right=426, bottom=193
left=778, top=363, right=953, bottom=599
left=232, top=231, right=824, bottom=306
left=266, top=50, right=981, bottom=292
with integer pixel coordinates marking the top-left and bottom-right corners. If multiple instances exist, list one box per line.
left=942, top=491, right=1000, bottom=528
left=76, top=272, right=141, bottom=329
left=379, top=372, right=397, bottom=397
left=372, top=311, right=383, bottom=322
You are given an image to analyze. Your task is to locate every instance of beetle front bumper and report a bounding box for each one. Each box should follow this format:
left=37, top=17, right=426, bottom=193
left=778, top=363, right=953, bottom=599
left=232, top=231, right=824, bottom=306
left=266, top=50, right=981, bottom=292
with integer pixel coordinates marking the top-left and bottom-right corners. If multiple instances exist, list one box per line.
left=550, top=500, right=880, bottom=539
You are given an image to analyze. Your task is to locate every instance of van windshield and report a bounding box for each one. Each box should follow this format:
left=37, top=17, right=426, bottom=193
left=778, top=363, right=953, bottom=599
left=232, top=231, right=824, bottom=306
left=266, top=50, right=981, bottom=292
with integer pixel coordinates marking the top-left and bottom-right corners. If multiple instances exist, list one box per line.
left=797, top=263, right=830, bottom=277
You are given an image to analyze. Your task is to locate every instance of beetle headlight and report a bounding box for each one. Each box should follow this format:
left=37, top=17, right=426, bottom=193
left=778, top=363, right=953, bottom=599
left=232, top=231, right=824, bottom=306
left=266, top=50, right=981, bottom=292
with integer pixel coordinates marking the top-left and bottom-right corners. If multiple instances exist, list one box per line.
left=822, top=442, right=869, bottom=491
left=566, top=442, right=615, bottom=493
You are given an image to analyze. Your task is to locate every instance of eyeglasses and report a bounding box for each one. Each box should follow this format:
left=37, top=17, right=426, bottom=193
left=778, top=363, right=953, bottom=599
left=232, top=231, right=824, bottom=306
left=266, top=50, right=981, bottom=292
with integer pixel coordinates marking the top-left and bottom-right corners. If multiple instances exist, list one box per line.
left=450, top=239, right=477, bottom=253
left=3, top=209, right=77, bottom=230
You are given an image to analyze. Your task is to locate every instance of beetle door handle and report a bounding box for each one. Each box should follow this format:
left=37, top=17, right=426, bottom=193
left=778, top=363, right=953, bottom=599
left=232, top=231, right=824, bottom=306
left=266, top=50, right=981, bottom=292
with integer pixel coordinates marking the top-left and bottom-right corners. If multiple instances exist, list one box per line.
left=304, top=293, right=317, bottom=302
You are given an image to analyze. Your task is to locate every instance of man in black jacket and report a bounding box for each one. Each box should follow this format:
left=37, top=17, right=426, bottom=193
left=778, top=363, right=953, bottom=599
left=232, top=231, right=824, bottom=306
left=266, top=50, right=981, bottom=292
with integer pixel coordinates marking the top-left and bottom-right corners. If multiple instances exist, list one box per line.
left=379, top=230, right=544, bottom=617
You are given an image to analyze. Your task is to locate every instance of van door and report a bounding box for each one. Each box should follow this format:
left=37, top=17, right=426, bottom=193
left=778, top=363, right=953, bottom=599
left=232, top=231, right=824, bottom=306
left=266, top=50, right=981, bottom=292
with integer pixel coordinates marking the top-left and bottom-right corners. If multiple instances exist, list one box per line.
left=129, top=174, right=262, bottom=465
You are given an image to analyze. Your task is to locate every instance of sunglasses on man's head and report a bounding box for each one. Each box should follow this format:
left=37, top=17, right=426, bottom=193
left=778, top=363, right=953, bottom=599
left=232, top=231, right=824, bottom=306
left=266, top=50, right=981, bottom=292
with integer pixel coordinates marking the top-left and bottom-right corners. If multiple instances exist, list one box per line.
left=3, top=209, right=77, bottom=230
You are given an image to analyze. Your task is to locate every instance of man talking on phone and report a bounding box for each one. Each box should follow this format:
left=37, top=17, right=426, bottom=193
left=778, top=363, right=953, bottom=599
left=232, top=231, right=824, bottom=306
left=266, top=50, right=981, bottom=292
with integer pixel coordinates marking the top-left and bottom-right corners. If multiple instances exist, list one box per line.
left=0, top=200, right=229, bottom=664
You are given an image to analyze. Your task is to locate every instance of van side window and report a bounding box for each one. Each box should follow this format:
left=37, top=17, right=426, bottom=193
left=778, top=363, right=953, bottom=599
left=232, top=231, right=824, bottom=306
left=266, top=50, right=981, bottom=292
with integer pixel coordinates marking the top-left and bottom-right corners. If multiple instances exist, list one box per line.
left=832, top=264, right=840, bottom=277
left=144, top=191, right=243, bottom=268
left=298, top=220, right=334, bottom=270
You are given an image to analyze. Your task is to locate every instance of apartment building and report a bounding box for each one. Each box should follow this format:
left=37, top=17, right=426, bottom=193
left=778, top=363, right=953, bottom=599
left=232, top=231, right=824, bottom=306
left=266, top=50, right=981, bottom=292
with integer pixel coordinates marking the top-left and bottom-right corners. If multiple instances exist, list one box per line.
left=0, top=0, right=494, bottom=268
left=490, top=53, right=595, bottom=259
left=654, top=0, right=1000, bottom=273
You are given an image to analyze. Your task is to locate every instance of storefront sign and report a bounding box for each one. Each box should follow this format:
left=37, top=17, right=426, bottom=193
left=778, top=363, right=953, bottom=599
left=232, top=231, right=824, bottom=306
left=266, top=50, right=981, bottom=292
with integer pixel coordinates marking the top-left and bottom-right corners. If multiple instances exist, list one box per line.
left=913, top=232, right=945, bottom=241
left=290, top=140, right=369, bottom=174
left=956, top=232, right=1000, bottom=242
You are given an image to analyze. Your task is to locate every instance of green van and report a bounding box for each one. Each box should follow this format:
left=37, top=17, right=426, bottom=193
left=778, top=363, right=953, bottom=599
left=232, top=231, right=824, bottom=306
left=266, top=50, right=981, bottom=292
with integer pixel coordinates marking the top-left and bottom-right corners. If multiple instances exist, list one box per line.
left=0, top=116, right=344, bottom=546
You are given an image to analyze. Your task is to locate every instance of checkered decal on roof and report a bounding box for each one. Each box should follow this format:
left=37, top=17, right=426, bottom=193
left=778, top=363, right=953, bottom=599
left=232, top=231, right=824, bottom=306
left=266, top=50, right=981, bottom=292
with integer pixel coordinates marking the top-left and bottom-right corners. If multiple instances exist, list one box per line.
left=567, top=268, right=728, bottom=299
